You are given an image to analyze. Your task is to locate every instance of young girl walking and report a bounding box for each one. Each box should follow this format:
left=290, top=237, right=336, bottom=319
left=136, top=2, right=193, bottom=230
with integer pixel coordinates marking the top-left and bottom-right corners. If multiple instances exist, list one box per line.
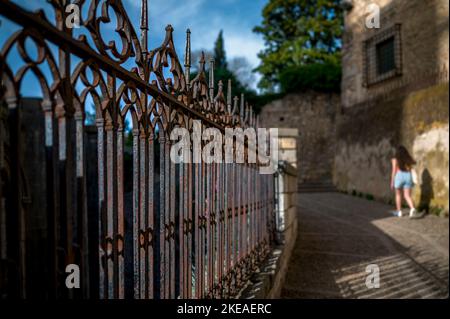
left=391, top=146, right=418, bottom=218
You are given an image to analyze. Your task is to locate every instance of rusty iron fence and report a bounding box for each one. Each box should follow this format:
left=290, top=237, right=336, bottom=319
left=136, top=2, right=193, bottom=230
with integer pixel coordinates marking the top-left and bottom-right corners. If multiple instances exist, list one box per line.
left=0, top=0, right=276, bottom=299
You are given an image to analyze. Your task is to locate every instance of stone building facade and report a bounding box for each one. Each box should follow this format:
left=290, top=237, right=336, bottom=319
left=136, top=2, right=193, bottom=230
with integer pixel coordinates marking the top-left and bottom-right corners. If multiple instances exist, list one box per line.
left=336, top=0, right=449, bottom=213
left=259, top=0, right=449, bottom=212
left=259, top=92, right=340, bottom=190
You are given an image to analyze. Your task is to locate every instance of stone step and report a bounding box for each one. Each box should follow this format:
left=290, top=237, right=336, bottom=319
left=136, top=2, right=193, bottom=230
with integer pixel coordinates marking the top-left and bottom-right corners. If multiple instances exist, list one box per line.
left=298, top=182, right=337, bottom=193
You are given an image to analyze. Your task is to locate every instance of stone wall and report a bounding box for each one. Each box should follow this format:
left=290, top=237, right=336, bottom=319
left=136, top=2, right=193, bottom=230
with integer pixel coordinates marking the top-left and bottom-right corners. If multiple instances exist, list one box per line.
left=334, top=83, right=449, bottom=213
left=342, top=0, right=449, bottom=108
left=337, top=0, right=449, bottom=214
left=259, top=92, right=340, bottom=187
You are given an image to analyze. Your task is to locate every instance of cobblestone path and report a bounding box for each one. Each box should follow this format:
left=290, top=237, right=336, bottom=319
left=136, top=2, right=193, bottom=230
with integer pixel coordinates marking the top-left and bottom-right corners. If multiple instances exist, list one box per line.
left=281, top=193, right=449, bottom=299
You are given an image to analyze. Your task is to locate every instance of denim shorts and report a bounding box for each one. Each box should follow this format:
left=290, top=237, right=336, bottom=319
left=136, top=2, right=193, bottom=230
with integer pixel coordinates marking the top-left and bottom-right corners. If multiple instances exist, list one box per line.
left=394, top=171, right=414, bottom=189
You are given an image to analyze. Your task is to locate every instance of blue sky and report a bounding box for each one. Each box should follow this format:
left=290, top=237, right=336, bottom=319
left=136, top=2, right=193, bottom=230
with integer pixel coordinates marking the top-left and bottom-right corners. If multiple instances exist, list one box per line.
left=1, top=0, right=267, bottom=96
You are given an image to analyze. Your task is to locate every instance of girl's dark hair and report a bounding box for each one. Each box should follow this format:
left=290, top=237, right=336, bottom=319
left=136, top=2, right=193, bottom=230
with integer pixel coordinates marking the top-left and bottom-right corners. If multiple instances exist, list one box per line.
left=395, top=146, right=416, bottom=171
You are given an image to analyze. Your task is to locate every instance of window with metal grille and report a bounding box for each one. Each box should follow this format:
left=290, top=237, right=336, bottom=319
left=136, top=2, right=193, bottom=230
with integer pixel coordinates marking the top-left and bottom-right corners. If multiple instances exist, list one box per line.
left=363, top=24, right=402, bottom=87
left=376, top=37, right=396, bottom=75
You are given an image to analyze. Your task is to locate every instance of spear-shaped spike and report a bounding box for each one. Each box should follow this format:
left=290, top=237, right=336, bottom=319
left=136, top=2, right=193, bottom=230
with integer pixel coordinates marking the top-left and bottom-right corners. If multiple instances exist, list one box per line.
left=240, top=93, right=245, bottom=121
left=209, top=58, right=215, bottom=103
left=140, top=0, right=149, bottom=54
left=245, top=102, right=250, bottom=123
left=233, top=96, right=239, bottom=115
left=199, top=51, right=206, bottom=72
left=227, top=79, right=232, bottom=113
left=216, top=80, right=223, bottom=112
left=165, top=24, right=174, bottom=33
left=184, top=28, right=191, bottom=86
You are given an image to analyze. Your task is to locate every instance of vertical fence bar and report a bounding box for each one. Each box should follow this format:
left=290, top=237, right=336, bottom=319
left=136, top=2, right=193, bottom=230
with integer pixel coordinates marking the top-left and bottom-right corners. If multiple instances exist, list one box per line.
left=97, top=118, right=107, bottom=299
left=218, top=162, right=224, bottom=297
left=105, top=120, right=117, bottom=299
left=169, top=140, right=176, bottom=299
left=211, top=162, right=215, bottom=297
left=198, top=162, right=203, bottom=297
left=57, top=115, right=70, bottom=299
left=251, top=165, right=255, bottom=263
left=246, top=164, right=249, bottom=268
left=116, top=125, right=125, bottom=299
left=236, top=162, right=240, bottom=270
left=75, top=112, right=88, bottom=298
left=132, top=128, right=140, bottom=299
left=241, top=163, right=246, bottom=279
left=158, top=131, right=166, bottom=299
left=194, top=161, right=200, bottom=298
left=96, top=118, right=106, bottom=299
left=202, top=161, right=207, bottom=297
left=257, top=168, right=260, bottom=258
left=230, top=162, right=235, bottom=295
left=212, top=162, right=217, bottom=296
left=43, top=106, right=57, bottom=298
left=253, top=168, right=257, bottom=258
left=226, top=162, right=232, bottom=296
left=205, top=162, right=211, bottom=296
left=217, top=162, right=221, bottom=296
left=147, top=133, right=155, bottom=299
left=164, top=139, right=171, bottom=298
left=187, top=162, right=193, bottom=298
left=139, top=130, right=148, bottom=298
left=178, top=160, right=185, bottom=298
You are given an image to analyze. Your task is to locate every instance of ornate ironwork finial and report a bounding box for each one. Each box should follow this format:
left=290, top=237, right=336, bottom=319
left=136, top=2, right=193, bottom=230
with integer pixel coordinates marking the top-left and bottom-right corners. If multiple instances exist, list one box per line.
left=233, top=96, right=239, bottom=116
left=240, top=93, right=245, bottom=121
left=216, top=80, right=224, bottom=112
left=227, top=79, right=232, bottom=113
left=244, top=102, right=250, bottom=124
left=249, top=106, right=254, bottom=127
left=209, top=58, right=215, bottom=103
left=140, top=0, right=149, bottom=54
left=185, top=28, right=191, bottom=87
left=199, top=51, right=206, bottom=72
left=184, top=29, right=191, bottom=66
left=165, top=24, right=174, bottom=32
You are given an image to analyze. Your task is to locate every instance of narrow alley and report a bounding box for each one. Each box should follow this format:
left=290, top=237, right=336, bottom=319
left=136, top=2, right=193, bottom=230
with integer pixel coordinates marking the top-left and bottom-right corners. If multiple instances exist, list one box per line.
left=282, top=193, right=449, bottom=299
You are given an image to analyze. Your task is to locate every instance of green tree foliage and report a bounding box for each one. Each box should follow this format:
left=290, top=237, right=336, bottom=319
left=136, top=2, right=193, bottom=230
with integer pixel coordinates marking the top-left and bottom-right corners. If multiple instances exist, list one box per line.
left=279, top=61, right=341, bottom=93
left=190, top=31, right=270, bottom=111
left=214, top=30, right=228, bottom=70
left=253, top=0, right=343, bottom=91
left=188, top=32, right=284, bottom=113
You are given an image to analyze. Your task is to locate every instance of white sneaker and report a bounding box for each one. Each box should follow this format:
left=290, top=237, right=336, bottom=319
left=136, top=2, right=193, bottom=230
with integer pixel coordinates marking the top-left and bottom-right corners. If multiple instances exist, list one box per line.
left=392, top=210, right=403, bottom=217
left=409, top=208, right=417, bottom=218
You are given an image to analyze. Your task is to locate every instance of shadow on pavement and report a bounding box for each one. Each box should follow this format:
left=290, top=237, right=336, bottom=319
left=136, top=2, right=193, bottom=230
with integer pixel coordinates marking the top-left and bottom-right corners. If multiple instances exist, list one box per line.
left=281, top=193, right=449, bottom=299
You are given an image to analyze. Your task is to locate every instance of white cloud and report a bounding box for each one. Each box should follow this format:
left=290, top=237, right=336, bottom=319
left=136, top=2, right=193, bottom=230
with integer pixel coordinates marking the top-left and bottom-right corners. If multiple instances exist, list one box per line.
left=226, top=33, right=264, bottom=67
